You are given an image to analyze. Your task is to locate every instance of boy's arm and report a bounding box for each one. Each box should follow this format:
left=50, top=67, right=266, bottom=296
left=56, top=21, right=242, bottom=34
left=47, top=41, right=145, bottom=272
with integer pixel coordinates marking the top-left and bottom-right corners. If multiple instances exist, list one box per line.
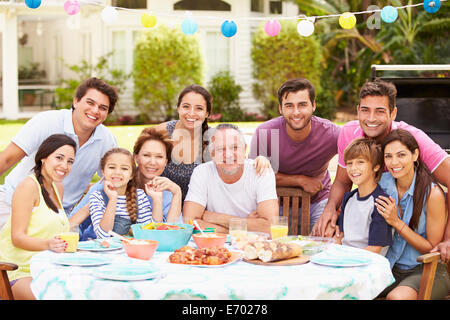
left=364, top=246, right=382, bottom=254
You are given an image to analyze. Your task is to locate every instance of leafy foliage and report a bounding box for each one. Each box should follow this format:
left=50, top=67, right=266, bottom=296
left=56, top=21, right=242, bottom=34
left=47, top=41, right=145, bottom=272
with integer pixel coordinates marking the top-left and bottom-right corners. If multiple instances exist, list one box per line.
left=207, top=70, right=244, bottom=122
left=54, top=52, right=130, bottom=111
left=133, top=24, right=203, bottom=122
left=251, top=20, right=323, bottom=119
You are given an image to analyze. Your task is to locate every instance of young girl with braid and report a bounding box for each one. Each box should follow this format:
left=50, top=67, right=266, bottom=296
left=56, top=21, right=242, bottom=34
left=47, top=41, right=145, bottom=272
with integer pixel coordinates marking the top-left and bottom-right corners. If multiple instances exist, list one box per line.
left=89, top=148, right=157, bottom=238
left=0, top=134, right=87, bottom=300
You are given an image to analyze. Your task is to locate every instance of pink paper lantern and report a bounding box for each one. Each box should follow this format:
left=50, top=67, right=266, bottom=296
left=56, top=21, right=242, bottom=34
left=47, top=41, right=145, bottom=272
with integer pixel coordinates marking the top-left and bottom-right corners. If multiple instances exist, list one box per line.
left=64, top=0, right=80, bottom=15
left=264, top=19, right=281, bottom=37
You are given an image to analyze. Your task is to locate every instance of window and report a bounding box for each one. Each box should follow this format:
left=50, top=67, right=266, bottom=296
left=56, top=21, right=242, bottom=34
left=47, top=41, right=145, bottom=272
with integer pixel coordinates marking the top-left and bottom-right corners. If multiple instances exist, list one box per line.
left=269, top=1, right=282, bottom=14
left=112, top=31, right=126, bottom=72
left=112, top=0, right=146, bottom=9
left=251, top=0, right=264, bottom=12
left=174, top=0, right=231, bottom=11
left=205, top=31, right=230, bottom=80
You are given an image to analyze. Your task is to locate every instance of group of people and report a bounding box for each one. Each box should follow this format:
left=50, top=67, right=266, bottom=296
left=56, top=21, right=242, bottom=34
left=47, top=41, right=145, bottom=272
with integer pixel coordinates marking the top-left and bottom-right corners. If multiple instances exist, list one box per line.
left=0, top=76, right=448, bottom=300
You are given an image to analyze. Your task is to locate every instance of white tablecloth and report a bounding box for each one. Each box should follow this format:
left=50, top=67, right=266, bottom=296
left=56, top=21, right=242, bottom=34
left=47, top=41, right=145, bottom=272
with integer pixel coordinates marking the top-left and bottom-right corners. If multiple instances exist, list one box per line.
left=30, top=243, right=394, bottom=300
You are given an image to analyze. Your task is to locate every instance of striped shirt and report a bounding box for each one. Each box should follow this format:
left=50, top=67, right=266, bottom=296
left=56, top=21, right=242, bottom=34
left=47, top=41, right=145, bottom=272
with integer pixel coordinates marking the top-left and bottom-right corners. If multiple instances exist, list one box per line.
left=89, top=189, right=154, bottom=239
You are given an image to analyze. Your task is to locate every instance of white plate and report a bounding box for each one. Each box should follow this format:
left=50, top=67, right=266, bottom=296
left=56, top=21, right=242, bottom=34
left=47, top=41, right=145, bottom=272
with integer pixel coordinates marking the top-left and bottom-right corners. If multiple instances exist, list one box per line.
left=92, top=264, right=161, bottom=281
left=77, top=239, right=123, bottom=252
left=310, top=254, right=371, bottom=267
left=54, top=254, right=112, bottom=267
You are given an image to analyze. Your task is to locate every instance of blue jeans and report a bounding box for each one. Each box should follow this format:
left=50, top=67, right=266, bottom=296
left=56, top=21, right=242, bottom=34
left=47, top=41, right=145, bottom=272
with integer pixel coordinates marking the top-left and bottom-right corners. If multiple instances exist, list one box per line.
left=80, top=215, right=132, bottom=240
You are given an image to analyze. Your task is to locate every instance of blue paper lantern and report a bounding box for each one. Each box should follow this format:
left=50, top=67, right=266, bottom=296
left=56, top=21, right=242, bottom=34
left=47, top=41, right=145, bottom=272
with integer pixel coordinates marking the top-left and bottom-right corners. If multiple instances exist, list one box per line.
left=221, top=20, right=237, bottom=38
left=381, top=6, right=398, bottom=23
left=424, top=0, right=441, bottom=13
left=181, top=18, right=198, bottom=35
left=25, top=0, right=41, bottom=9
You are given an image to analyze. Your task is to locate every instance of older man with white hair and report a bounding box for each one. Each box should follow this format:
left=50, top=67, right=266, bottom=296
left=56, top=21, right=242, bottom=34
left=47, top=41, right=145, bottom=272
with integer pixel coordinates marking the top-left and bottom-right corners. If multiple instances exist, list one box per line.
left=183, top=124, right=278, bottom=234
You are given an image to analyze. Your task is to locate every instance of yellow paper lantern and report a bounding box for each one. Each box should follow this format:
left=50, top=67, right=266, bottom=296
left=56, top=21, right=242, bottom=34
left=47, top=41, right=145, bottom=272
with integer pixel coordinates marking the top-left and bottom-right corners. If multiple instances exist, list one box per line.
left=339, top=12, right=356, bottom=29
left=141, top=13, right=157, bottom=28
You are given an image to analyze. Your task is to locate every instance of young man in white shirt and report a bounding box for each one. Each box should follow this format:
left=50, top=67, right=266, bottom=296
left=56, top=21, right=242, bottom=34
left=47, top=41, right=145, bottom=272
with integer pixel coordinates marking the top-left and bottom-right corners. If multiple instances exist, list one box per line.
left=0, top=78, right=118, bottom=228
left=183, top=124, right=279, bottom=234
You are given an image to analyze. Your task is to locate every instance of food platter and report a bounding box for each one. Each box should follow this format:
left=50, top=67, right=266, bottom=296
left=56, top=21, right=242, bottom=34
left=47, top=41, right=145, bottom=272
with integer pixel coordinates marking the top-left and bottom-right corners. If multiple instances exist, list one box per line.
left=243, top=254, right=310, bottom=266
left=169, top=251, right=242, bottom=268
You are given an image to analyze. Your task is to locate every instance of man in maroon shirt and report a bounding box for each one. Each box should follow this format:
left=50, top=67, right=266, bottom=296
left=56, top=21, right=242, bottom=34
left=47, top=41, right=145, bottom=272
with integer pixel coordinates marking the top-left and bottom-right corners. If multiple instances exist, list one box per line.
left=249, top=78, right=341, bottom=234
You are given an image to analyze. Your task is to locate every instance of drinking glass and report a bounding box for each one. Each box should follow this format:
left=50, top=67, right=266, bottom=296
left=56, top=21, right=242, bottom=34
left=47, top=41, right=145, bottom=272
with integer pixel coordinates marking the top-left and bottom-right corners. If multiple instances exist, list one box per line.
left=59, top=224, right=80, bottom=252
left=270, top=216, right=288, bottom=240
left=229, top=218, right=247, bottom=247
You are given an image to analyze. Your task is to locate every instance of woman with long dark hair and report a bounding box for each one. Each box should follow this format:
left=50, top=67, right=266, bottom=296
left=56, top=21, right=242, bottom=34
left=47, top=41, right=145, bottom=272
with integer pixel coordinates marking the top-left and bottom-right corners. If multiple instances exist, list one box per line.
left=0, top=134, right=86, bottom=299
left=154, top=84, right=271, bottom=202
left=375, top=129, right=449, bottom=300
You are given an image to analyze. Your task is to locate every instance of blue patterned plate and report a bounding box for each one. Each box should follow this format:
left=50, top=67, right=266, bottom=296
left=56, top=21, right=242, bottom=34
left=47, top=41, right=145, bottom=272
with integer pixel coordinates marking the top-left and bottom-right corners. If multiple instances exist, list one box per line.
left=310, top=254, right=371, bottom=267
left=92, top=264, right=161, bottom=281
left=54, top=254, right=112, bottom=267
left=78, top=239, right=123, bottom=252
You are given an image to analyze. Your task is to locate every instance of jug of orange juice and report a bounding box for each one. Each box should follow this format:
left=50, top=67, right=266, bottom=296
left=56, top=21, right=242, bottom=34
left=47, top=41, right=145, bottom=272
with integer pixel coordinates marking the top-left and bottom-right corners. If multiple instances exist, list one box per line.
left=59, top=224, right=79, bottom=252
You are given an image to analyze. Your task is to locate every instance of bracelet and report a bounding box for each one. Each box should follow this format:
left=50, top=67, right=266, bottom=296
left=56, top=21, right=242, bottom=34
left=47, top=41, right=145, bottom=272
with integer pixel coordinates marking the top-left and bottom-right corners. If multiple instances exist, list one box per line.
left=399, top=222, right=406, bottom=235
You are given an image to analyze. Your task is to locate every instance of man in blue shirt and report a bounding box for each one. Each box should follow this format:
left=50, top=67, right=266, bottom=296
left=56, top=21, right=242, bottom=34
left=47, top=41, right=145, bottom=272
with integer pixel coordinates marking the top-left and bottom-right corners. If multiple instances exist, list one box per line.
left=0, top=78, right=118, bottom=229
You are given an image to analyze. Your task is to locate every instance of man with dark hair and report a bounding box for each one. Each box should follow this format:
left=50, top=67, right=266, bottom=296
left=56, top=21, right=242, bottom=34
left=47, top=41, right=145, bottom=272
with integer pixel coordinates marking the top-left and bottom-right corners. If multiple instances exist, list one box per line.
left=313, top=79, right=450, bottom=247
left=0, top=78, right=118, bottom=228
left=249, top=78, right=341, bottom=234
left=183, top=124, right=278, bottom=234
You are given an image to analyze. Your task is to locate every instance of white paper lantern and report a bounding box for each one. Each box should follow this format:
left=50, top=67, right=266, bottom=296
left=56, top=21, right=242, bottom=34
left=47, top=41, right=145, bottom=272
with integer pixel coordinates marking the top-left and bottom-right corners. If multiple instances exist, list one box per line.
left=101, top=6, right=118, bottom=24
left=297, top=19, right=314, bottom=37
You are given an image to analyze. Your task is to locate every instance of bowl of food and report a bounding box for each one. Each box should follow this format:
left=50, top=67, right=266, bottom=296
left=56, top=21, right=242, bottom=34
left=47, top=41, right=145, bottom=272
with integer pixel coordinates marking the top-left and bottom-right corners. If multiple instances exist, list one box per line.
left=121, top=239, right=159, bottom=260
left=131, top=222, right=194, bottom=251
left=192, top=233, right=227, bottom=249
left=278, top=235, right=335, bottom=255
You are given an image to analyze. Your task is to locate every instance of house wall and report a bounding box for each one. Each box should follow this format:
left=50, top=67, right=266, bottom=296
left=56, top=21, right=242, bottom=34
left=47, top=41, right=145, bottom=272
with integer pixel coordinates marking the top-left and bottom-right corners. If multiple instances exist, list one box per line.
left=1, top=0, right=298, bottom=119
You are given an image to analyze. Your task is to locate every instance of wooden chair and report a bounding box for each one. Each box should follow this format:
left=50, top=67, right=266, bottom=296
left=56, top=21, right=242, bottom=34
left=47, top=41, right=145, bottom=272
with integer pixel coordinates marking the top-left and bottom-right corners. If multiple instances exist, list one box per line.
left=0, top=261, right=18, bottom=300
left=276, top=186, right=311, bottom=236
left=416, top=252, right=450, bottom=300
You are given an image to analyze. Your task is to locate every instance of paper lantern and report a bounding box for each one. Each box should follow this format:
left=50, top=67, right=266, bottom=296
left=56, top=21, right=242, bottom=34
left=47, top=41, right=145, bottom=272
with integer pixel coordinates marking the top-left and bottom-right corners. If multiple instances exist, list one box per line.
left=381, top=6, right=398, bottom=23
left=297, top=19, right=314, bottom=37
left=424, top=0, right=441, bottom=13
left=101, top=6, right=118, bottom=24
left=25, top=0, right=41, bottom=9
left=339, top=12, right=356, bottom=29
left=264, top=19, right=281, bottom=37
left=221, top=20, right=237, bottom=37
left=141, top=13, right=157, bottom=28
left=64, top=0, right=80, bottom=16
left=181, top=18, right=198, bottom=35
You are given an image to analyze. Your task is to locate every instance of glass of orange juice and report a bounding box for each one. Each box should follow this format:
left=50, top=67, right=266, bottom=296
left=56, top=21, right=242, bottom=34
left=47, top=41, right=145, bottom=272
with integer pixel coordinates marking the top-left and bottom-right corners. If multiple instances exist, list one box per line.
left=59, top=224, right=79, bottom=252
left=270, top=216, right=288, bottom=240
left=229, top=218, right=247, bottom=247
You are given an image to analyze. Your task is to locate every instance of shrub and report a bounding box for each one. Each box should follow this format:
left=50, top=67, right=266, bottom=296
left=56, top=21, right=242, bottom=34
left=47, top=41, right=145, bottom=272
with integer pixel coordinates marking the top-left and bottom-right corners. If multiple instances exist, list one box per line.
left=54, top=52, right=130, bottom=112
left=207, top=70, right=243, bottom=122
left=251, top=20, right=323, bottom=119
left=133, top=24, right=203, bottom=122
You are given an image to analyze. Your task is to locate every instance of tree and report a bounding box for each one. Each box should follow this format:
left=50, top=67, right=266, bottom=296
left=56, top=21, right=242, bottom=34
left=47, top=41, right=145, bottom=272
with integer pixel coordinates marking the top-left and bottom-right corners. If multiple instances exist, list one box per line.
left=251, top=20, right=322, bottom=119
left=133, top=24, right=203, bottom=122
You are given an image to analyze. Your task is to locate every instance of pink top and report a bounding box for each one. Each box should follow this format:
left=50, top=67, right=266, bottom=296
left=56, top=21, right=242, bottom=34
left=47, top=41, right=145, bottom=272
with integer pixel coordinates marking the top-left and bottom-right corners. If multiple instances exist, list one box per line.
left=338, top=120, right=449, bottom=172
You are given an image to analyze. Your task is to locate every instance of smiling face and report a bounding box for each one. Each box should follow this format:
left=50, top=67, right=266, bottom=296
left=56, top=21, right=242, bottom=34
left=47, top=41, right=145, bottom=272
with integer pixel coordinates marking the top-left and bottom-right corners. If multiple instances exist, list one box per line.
left=357, top=95, right=397, bottom=143
left=135, top=139, right=168, bottom=181
left=345, top=156, right=379, bottom=188
left=383, top=140, right=418, bottom=180
left=101, top=152, right=134, bottom=191
left=72, top=88, right=110, bottom=132
left=279, top=89, right=315, bottom=135
left=177, top=92, right=209, bottom=130
left=41, top=145, right=75, bottom=182
left=211, top=128, right=246, bottom=176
